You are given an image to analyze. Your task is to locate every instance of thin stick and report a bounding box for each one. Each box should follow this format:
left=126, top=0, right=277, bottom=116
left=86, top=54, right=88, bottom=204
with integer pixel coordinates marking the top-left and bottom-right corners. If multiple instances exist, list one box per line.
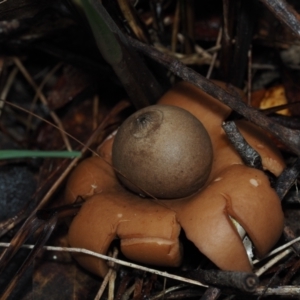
left=0, top=66, right=18, bottom=117
left=93, top=94, right=99, bottom=130
left=171, top=0, right=180, bottom=53
left=94, top=248, right=118, bottom=300
left=117, top=0, right=149, bottom=44
left=26, top=62, right=63, bottom=134
left=247, top=47, right=252, bottom=105
left=255, top=285, right=300, bottom=296
left=206, top=28, right=222, bottom=79
left=122, top=283, right=135, bottom=300
left=255, top=248, right=293, bottom=277
left=156, top=43, right=212, bottom=66
left=282, top=256, right=300, bottom=285
left=253, top=235, right=300, bottom=264
left=108, top=249, right=118, bottom=300
left=149, top=284, right=186, bottom=300
left=108, top=267, right=117, bottom=300
left=194, top=43, right=214, bottom=60
left=12, top=57, right=72, bottom=151
left=0, top=243, right=208, bottom=288
left=94, top=269, right=112, bottom=300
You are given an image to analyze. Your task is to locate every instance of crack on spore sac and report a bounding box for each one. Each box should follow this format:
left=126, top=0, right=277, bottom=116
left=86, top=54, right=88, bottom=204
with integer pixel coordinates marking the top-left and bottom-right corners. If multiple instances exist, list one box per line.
left=131, top=110, right=163, bottom=138
left=136, top=113, right=151, bottom=128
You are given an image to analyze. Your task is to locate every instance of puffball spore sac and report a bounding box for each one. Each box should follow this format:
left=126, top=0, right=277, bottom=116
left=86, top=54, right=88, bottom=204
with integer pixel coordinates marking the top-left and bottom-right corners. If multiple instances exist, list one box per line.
left=112, top=104, right=213, bottom=199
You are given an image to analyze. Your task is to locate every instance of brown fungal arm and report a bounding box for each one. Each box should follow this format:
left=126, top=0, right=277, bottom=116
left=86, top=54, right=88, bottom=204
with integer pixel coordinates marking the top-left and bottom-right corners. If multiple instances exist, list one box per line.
left=161, top=164, right=284, bottom=270
left=116, top=192, right=182, bottom=267
left=68, top=189, right=182, bottom=277
left=68, top=194, right=117, bottom=277
left=64, top=136, right=116, bottom=205
left=64, top=156, right=116, bottom=204
left=215, top=165, right=284, bottom=257
left=161, top=192, right=253, bottom=272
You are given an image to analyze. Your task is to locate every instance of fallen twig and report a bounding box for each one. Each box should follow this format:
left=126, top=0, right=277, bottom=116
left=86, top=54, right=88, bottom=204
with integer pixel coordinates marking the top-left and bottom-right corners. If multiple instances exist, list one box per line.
left=200, top=287, right=221, bottom=300
left=184, top=269, right=258, bottom=293
left=0, top=243, right=208, bottom=288
left=222, top=121, right=262, bottom=169
left=260, top=0, right=300, bottom=39
left=255, top=285, right=300, bottom=296
left=276, top=157, right=300, bottom=200
left=128, top=36, right=300, bottom=156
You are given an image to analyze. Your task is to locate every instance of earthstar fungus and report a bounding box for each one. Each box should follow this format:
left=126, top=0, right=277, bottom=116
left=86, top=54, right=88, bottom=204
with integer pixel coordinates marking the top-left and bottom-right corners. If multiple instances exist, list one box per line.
left=65, top=81, right=285, bottom=277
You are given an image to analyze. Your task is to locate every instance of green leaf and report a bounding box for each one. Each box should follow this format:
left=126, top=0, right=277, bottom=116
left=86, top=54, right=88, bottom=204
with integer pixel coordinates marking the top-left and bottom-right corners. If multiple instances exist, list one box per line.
left=77, top=0, right=123, bottom=65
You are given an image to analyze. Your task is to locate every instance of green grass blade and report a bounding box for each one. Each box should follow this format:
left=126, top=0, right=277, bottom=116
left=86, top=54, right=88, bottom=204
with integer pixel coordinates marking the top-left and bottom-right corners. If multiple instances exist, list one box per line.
left=0, top=150, right=81, bottom=160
